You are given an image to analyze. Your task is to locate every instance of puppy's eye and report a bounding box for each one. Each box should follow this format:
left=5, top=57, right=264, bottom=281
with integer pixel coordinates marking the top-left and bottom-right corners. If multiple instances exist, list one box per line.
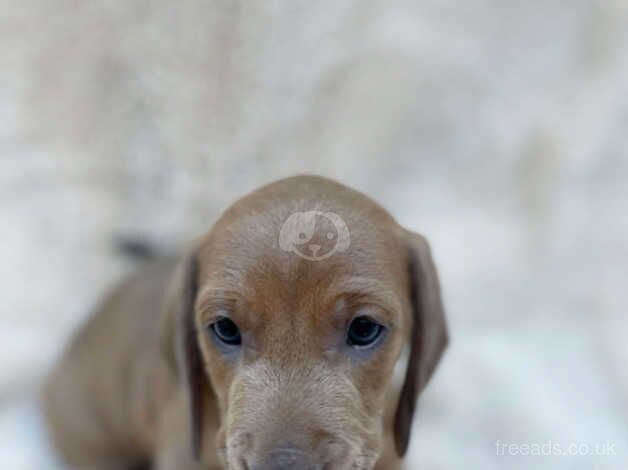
left=210, top=317, right=242, bottom=346
left=346, top=316, right=384, bottom=348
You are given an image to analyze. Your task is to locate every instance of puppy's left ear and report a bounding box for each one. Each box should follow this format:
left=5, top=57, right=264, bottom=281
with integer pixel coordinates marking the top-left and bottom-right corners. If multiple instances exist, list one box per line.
left=161, top=251, right=206, bottom=460
left=394, top=231, right=448, bottom=457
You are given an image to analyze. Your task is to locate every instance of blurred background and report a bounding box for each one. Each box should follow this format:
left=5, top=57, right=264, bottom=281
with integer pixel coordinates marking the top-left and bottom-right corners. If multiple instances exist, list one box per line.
left=1, top=1, right=627, bottom=469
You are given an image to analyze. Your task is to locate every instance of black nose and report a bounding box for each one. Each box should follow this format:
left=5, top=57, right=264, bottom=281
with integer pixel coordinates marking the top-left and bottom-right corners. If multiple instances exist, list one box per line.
left=249, top=449, right=323, bottom=470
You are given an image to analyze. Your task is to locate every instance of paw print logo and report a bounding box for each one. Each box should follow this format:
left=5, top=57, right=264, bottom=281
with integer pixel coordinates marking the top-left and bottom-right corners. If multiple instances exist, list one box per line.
left=279, top=211, right=350, bottom=261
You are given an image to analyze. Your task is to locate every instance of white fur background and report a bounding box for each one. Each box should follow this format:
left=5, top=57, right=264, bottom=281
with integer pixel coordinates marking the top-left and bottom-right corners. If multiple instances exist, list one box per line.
left=1, top=1, right=627, bottom=469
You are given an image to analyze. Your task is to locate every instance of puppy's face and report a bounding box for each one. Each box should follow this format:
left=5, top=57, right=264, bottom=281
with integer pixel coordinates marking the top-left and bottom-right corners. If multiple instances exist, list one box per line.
left=170, top=177, right=447, bottom=470
left=278, top=210, right=351, bottom=260
left=196, top=219, right=409, bottom=469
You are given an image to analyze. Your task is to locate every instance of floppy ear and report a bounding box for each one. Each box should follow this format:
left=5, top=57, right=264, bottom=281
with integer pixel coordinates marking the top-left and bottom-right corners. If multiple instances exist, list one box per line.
left=161, top=252, right=206, bottom=460
left=394, top=231, right=448, bottom=457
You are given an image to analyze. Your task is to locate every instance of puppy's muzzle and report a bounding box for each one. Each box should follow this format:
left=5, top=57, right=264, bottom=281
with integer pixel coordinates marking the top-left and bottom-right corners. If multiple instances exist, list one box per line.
left=225, top=365, right=374, bottom=469
left=228, top=433, right=355, bottom=470
left=247, top=445, right=325, bottom=470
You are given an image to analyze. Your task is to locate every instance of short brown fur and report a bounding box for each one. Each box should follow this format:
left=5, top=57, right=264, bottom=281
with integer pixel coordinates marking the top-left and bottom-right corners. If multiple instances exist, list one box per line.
left=43, top=175, right=448, bottom=470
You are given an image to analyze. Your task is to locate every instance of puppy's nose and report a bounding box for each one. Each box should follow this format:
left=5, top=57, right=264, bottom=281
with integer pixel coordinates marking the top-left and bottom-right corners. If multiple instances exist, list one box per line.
left=249, top=448, right=323, bottom=470
left=308, top=244, right=321, bottom=256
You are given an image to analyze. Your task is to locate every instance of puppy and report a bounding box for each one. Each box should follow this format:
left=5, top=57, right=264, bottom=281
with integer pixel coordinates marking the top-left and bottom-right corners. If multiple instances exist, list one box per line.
left=43, top=175, right=448, bottom=470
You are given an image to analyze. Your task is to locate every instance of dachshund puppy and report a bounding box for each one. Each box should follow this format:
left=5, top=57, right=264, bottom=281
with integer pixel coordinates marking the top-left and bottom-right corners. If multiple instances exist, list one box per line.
left=44, top=175, right=448, bottom=470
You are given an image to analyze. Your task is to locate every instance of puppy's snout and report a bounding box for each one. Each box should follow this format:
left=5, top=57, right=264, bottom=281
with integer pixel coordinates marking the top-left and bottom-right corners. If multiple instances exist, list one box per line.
left=248, top=446, right=323, bottom=470
left=228, top=365, right=363, bottom=469
left=235, top=436, right=351, bottom=470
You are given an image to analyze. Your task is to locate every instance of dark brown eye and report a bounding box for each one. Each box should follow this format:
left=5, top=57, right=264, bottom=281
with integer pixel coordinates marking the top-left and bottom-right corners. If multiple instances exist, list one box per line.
left=210, top=317, right=242, bottom=346
left=346, top=316, right=384, bottom=348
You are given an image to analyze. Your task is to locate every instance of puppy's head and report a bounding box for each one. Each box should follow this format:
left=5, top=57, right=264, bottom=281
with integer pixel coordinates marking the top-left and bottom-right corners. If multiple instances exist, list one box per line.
left=165, top=176, right=447, bottom=469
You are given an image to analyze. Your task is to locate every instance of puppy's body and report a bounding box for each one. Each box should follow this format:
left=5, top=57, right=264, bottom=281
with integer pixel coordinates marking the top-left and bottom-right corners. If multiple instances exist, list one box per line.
left=45, top=259, right=176, bottom=467
left=44, top=176, right=447, bottom=470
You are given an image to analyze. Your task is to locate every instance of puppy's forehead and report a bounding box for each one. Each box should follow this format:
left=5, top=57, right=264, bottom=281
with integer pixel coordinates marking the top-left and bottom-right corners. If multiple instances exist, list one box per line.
left=196, top=176, right=409, bottom=321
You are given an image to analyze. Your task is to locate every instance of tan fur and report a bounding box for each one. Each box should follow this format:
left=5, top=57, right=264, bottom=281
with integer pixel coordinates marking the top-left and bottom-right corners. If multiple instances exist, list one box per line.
left=43, top=175, right=448, bottom=470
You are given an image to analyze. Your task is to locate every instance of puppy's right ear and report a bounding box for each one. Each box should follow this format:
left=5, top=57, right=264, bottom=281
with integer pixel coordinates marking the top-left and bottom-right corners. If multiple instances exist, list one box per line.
left=394, top=231, right=448, bottom=457
left=161, top=251, right=206, bottom=460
